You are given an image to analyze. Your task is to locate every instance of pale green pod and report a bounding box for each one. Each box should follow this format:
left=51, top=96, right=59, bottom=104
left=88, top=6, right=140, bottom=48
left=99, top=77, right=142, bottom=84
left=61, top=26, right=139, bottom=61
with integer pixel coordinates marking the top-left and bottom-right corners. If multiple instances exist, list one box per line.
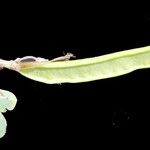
left=0, top=89, right=17, bottom=138
left=19, top=46, right=150, bottom=84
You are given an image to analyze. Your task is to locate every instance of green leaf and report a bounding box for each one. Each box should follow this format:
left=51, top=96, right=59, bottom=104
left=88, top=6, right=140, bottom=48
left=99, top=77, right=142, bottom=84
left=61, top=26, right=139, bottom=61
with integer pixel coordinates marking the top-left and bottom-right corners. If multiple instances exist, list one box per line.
left=0, top=112, right=7, bottom=138
left=0, top=89, right=17, bottom=138
left=19, top=46, right=150, bottom=84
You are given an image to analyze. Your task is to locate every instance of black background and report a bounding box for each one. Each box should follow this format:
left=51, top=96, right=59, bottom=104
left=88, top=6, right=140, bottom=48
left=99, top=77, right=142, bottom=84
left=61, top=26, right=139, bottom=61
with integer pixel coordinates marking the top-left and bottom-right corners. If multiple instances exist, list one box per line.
left=0, top=5, right=150, bottom=147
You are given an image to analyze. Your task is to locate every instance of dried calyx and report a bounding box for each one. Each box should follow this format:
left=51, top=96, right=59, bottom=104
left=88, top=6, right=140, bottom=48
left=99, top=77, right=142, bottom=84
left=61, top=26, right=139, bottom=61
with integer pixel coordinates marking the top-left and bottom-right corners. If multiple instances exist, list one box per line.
left=0, top=53, right=75, bottom=71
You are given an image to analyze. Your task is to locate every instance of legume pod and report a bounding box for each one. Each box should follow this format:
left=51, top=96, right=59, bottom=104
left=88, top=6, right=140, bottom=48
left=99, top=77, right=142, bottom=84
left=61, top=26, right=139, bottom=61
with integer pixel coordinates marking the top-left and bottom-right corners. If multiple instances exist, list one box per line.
left=19, top=46, right=150, bottom=84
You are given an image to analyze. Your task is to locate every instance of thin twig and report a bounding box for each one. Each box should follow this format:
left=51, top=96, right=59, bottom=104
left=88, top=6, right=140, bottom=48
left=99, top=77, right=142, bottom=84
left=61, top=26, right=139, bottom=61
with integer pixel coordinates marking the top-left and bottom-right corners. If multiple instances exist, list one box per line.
left=0, top=59, right=19, bottom=71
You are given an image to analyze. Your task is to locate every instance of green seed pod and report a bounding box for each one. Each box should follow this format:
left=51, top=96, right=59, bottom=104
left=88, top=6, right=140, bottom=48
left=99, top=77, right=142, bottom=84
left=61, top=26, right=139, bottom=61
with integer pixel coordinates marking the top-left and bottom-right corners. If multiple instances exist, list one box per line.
left=19, top=46, right=150, bottom=84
